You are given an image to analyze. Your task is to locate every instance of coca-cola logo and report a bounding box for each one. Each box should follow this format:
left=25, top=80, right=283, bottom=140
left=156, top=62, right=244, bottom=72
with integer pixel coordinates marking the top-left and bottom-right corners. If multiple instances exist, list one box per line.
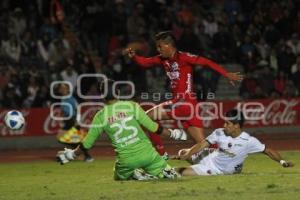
left=198, top=100, right=299, bottom=127
left=245, top=99, right=299, bottom=126
left=43, top=108, right=64, bottom=134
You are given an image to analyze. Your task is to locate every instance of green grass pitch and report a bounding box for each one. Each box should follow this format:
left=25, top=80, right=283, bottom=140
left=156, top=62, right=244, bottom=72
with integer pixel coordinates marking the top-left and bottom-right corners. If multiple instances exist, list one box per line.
left=0, top=151, right=299, bottom=200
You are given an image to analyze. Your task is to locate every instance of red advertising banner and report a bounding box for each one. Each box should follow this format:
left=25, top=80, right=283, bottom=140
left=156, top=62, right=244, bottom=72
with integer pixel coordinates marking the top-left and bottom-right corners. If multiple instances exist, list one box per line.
left=200, top=98, right=300, bottom=128
left=1, top=98, right=299, bottom=137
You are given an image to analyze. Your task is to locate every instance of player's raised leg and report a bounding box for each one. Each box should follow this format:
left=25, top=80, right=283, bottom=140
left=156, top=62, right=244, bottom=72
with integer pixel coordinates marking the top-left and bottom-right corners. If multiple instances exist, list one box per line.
left=168, top=99, right=206, bottom=143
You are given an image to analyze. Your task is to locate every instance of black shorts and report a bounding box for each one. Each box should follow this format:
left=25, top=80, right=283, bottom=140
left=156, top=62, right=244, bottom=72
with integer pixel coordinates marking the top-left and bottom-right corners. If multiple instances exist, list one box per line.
left=63, top=116, right=76, bottom=130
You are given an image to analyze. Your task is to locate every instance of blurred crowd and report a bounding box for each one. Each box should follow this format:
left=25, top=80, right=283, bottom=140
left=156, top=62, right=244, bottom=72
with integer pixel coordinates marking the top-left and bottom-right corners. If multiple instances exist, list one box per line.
left=1, top=0, right=300, bottom=108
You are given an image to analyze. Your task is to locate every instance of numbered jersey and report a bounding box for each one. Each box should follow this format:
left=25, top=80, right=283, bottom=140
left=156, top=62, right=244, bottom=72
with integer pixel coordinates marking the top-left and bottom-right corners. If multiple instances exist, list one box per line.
left=82, top=101, right=159, bottom=157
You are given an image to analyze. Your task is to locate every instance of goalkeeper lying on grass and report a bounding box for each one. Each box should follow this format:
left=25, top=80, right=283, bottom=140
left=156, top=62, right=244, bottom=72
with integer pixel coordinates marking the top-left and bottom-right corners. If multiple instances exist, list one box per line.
left=57, top=79, right=185, bottom=180
left=172, top=109, right=294, bottom=176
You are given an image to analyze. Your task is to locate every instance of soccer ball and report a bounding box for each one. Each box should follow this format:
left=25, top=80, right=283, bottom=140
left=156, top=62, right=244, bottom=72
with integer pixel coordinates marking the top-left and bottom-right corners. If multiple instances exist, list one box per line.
left=4, top=110, right=25, bottom=130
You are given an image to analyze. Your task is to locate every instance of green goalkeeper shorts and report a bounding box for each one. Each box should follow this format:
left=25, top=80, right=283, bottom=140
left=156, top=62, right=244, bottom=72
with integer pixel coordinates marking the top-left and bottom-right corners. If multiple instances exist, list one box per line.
left=113, top=149, right=167, bottom=180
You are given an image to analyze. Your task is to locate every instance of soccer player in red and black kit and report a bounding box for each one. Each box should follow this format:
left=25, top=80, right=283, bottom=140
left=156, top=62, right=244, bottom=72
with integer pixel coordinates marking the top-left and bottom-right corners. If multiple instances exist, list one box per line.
left=125, top=31, right=243, bottom=156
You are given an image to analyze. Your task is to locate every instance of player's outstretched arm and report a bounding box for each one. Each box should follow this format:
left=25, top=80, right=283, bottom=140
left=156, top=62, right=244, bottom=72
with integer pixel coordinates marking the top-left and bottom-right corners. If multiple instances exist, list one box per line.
left=226, top=72, right=244, bottom=86
left=179, top=140, right=210, bottom=160
left=123, top=47, right=161, bottom=68
left=184, top=54, right=244, bottom=86
left=264, top=147, right=294, bottom=168
left=57, top=112, right=103, bottom=164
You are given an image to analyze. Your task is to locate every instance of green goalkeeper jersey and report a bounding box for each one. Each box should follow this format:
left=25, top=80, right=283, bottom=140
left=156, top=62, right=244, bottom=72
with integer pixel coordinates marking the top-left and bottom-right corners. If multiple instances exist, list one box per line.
left=82, top=100, right=159, bottom=158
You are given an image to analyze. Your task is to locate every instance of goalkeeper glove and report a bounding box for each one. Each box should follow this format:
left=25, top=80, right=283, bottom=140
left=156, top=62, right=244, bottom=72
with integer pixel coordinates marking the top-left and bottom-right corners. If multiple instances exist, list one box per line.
left=56, top=150, right=70, bottom=165
left=63, top=148, right=76, bottom=160
left=56, top=148, right=76, bottom=165
left=132, top=169, right=158, bottom=181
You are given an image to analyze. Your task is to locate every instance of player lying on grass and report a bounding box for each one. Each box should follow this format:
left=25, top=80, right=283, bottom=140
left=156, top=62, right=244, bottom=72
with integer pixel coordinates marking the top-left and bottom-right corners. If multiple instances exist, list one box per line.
left=172, top=109, right=294, bottom=176
left=125, top=31, right=243, bottom=157
left=57, top=79, right=184, bottom=180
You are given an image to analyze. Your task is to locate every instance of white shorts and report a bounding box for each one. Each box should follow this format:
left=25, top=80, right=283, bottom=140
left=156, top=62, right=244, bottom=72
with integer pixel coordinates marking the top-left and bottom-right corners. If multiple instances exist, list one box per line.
left=190, top=154, right=222, bottom=176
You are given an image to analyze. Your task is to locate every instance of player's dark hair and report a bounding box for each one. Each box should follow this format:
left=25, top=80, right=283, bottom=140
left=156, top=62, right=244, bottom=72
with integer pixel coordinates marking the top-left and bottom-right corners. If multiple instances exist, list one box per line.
left=225, top=109, right=245, bottom=128
left=99, top=78, right=118, bottom=101
left=155, top=31, right=176, bottom=47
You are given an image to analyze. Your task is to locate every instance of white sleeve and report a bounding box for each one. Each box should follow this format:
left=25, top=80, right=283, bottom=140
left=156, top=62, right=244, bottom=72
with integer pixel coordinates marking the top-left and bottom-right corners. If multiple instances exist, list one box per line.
left=247, top=137, right=266, bottom=154
left=206, top=129, right=221, bottom=144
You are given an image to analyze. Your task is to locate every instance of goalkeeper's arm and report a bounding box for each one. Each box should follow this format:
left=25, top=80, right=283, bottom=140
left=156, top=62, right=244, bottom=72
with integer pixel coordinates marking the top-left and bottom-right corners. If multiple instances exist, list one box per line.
left=58, top=112, right=103, bottom=164
left=62, top=122, right=103, bottom=161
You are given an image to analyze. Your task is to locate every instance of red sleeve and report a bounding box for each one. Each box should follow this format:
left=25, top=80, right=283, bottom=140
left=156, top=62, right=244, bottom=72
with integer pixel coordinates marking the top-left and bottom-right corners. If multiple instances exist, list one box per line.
left=132, top=55, right=161, bottom=69
left=183, top=53, right=228, bottom=77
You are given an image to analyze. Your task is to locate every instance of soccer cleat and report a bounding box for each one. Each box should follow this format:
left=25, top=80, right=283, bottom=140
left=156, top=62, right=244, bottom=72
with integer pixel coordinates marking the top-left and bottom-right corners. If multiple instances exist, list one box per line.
left=162, top=167, right=181, bottom=179
left=63, top=148, right=76, bottom=160
left=84, top=157, right=94, bottom=162
left=132, top=169, right=157, bottom=180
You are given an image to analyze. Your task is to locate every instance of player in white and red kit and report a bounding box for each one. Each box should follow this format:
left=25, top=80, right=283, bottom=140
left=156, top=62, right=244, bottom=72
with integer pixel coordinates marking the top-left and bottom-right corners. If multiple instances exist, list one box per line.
left=125, top=31, right=243, bottom=155
left=175, top=109, right=294, bottom=176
